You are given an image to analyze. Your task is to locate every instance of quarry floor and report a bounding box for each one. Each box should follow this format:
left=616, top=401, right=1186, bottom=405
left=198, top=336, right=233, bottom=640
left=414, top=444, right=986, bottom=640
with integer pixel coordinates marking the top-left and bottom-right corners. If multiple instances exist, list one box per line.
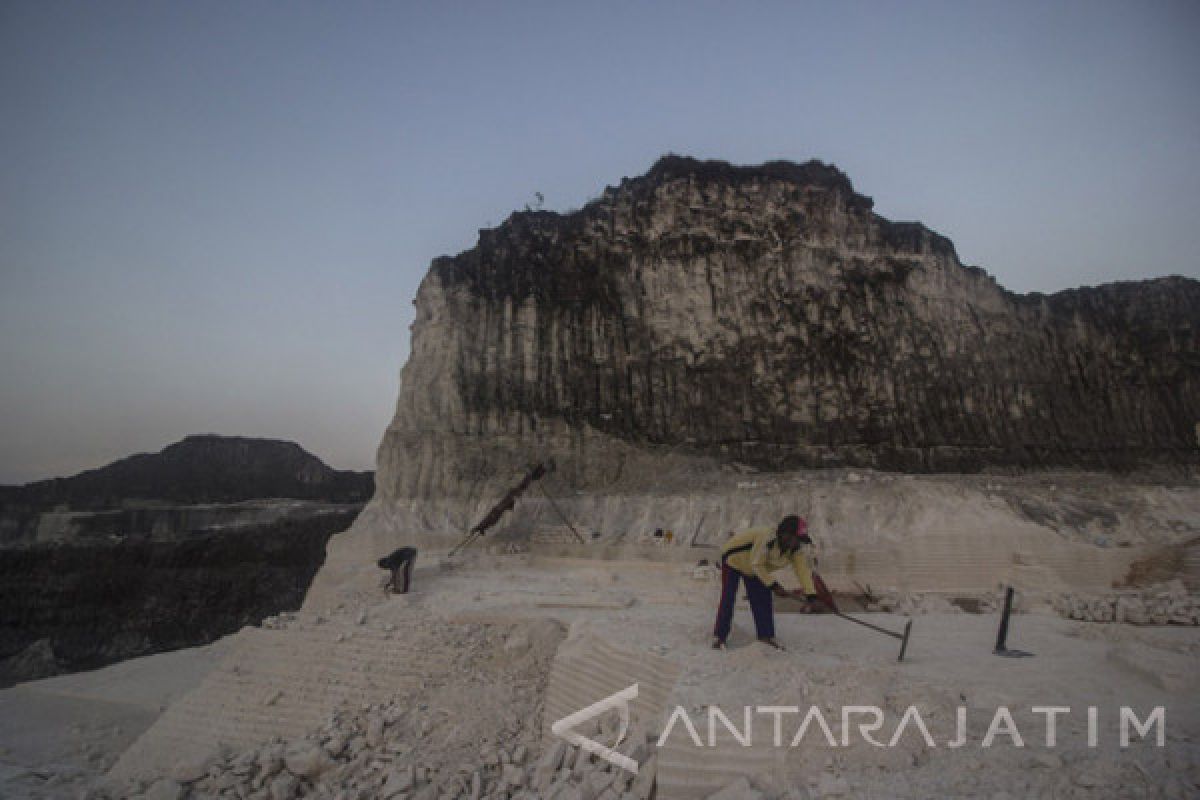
left=2, top=551, right=1198, bottom=799
left=0, top=638, right=233, bottom=797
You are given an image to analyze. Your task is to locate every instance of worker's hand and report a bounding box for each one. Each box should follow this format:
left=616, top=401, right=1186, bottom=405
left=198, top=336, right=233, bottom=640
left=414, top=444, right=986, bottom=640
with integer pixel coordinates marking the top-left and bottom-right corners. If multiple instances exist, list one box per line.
left=789, top=590, right=819, bottom=609
left=770, top=582, right=790, bottom=599
left=786, top=591, right=812, bottom=612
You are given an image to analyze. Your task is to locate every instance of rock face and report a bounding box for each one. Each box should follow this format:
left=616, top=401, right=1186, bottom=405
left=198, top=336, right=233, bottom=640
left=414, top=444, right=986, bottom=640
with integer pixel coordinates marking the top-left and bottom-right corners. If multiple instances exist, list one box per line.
left=0, top=508, right=359, bottom=687
left=0, top=436, right=370, bottom=685
left=367, top=155, right=1199, bottom=534
left=0, top=435, right=373, bottom=514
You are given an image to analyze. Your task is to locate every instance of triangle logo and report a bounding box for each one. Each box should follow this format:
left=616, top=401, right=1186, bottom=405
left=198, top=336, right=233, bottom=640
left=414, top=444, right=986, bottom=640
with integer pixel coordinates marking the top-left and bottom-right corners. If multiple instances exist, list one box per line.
left=550, top=683, right=640, bottom=773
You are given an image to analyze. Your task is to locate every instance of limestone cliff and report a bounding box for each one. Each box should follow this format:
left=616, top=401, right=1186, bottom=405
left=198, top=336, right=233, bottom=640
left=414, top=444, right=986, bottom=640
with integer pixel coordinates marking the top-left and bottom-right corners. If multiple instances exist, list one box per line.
left=365, top=155, right=1199, bottom=537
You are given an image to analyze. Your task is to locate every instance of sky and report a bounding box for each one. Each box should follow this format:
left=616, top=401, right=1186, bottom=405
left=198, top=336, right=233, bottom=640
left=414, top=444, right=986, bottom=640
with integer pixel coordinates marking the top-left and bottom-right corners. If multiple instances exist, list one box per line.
left=1, top=1, right=1198, bottom=484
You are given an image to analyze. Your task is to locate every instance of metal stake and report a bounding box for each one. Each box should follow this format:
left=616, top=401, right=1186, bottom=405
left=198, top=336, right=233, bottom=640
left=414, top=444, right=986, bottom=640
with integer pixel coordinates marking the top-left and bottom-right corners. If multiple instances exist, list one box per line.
left=994, top=586, right=1034, bottom=658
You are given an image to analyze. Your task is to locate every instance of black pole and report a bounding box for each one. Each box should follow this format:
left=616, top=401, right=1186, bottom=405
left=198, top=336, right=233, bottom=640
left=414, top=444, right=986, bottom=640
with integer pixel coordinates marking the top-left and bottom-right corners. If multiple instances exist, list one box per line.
left=898, top=619, right=913, bottom=662
left=994, top=586, right=1014, bottom=653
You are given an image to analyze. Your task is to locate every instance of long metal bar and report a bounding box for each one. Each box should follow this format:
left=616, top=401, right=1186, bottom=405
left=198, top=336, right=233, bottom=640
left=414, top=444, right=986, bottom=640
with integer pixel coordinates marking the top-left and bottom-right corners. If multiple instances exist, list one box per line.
left=448, top=530, right=483, bottom=558
left=831, top=610, right=904, bottom=640
left=448, top=462, right=550, bottom=556
left=994, top=586, right=1015, bottom=652
left=809, top=592, right=913, bottom=660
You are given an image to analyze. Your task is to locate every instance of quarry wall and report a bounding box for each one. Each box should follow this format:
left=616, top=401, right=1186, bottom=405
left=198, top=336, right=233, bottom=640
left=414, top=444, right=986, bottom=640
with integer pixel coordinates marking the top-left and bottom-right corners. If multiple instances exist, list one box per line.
left=349, top=156, right=1199, bottom=542
left=0, top=507, right=360, bottom=686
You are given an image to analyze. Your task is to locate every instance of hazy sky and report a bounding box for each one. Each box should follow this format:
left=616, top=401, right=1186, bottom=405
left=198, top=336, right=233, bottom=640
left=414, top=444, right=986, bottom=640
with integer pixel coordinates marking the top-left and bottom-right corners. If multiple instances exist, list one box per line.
left=1, top=1, right=1197, bottom=483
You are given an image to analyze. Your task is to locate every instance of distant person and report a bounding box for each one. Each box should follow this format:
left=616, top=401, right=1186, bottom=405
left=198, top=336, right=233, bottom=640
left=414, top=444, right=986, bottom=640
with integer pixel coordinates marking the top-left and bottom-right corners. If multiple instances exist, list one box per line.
left=377, top=546, right=417, bottom=594
left=712, top=515, right=817, bottom=650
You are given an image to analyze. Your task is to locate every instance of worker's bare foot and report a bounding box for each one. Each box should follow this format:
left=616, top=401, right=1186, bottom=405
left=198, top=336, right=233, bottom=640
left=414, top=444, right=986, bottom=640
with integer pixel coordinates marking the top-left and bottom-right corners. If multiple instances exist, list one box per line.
left=758, top=637, right=785, bottom=650
left=711, top=637, right=727, bottom=650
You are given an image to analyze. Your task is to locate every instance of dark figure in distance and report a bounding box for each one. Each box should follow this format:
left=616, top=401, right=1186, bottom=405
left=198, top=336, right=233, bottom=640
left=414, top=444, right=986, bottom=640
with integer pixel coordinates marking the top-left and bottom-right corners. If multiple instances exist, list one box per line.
left=378, top=547, right=417, bottom=594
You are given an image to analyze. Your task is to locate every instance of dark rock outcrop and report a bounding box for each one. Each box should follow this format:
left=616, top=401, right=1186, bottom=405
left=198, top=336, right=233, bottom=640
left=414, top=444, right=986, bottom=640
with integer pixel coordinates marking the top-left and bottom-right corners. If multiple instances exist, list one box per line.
left=0, top=435, right=374, bottom=513
left=0, top=498, right=360, bottom=547
left=368, top=155, right=1198, bottom=532
left=0, top=508, right=359, bottom=687
left=0, top=436, right=370, bottom=684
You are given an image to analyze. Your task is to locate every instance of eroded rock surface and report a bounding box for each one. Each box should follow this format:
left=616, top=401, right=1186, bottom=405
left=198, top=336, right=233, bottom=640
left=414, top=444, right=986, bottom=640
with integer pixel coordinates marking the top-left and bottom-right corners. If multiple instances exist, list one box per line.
left=0, top=509, right=360, bottom=686
left=370, top=155, right=1199, bottom=533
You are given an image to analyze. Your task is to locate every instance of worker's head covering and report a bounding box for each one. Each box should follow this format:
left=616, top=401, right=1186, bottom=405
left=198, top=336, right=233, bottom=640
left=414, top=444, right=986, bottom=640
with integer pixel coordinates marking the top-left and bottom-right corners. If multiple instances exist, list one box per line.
left=776, top=515, right=811, bottom=551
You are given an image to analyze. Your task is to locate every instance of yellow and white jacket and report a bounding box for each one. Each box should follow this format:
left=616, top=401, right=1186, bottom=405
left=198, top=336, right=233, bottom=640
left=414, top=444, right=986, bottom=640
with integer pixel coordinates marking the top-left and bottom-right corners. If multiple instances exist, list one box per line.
left=720, top=526, right=816, bottom=595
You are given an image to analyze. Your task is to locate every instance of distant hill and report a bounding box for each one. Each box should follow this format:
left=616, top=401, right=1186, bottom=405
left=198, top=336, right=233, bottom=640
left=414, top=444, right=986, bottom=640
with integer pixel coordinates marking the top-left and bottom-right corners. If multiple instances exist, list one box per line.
left=0, top=435, right=374, bottom=510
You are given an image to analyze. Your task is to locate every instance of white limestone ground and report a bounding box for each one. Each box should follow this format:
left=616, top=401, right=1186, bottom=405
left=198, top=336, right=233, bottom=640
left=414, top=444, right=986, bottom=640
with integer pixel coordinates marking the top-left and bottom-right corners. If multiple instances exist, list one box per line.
left=4, top=468, right=1198, bottom=800
left=0, top=638, right=233, bottom=799
left=2, top=549, right=1189, bottom=800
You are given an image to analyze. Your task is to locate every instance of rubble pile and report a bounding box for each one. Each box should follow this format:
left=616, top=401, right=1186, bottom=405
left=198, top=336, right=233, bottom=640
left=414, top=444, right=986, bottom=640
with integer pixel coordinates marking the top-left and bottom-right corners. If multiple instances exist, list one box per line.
left=524, top=734, right=658, bottom=800
left=865, top=591, right=974, bottom=615
left=1053, top=580, right=1200, bottom=625
left=99, top=617, right=572, bottom=800
left=112, top=711, right=658, bottom=800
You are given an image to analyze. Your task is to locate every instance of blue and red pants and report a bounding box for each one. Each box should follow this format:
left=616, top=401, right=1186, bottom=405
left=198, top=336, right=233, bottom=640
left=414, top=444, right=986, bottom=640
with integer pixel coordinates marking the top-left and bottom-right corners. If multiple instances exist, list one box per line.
left=713, top=561, right=774, bottom=642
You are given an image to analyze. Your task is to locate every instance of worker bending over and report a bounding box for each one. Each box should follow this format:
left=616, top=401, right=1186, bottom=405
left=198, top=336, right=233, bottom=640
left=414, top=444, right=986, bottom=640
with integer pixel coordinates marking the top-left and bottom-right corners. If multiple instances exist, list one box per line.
left=713, top=515, right=817, bottom=650
left=377, top=546, right=417, bottom=594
